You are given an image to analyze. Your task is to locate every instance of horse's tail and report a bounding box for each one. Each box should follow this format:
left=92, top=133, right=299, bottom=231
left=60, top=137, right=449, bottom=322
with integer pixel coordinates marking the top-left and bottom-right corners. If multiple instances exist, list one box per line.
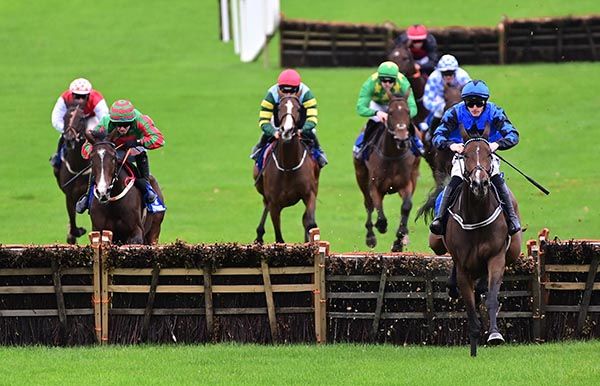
left=415, top=184, right=445, bottom=224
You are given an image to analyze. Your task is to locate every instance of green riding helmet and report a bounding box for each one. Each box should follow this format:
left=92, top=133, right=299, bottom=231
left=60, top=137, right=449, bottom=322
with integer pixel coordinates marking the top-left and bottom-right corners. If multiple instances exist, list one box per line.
left=377, top=61, right=399, bottom=79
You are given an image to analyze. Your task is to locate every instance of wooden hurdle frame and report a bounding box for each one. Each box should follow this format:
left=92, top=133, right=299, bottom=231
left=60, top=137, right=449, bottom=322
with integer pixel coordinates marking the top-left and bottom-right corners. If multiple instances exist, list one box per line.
left=89, top=229, right=328, bottom=344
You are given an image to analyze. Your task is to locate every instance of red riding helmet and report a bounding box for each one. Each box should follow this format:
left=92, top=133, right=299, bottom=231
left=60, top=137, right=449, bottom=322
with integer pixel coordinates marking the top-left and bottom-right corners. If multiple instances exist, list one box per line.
left=277, top=69, right=301, bottom=87
left=407, top=24, right=428, bottom=41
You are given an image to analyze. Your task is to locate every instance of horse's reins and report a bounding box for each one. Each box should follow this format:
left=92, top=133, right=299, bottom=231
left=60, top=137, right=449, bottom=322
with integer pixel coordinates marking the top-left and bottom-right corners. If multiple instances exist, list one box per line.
left=269, top=95, right=308, bottom=172
left=448, top=138, right=502, bottom=230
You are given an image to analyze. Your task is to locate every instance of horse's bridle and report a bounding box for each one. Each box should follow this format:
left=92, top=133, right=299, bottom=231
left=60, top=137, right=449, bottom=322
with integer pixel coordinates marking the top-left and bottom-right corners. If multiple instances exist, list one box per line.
left=386, top=97, right=411, bottom=149
left=277, top=95, right=301, bottom=135
left=462, top=138, right=493, bottom=184
left=64, top=106, right=85, bottom=147
left=92, top=141, right=132, bottom=201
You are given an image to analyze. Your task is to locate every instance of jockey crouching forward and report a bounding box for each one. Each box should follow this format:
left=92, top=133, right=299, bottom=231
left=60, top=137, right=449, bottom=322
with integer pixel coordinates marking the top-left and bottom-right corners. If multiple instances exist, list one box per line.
left=250, top=69, right=328, bottom=169
left=429, top=80, right=521, bottom=236
left=50, top=78, right=108, bottom=168
left=354, top=61, right=422, bottom=159
left=75, top=99, right=165, bottom=213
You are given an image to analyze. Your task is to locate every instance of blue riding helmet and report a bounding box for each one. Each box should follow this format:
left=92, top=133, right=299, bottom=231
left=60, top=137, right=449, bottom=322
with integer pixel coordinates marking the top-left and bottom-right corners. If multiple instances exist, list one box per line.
left=461, top=80, right=490, bottom=100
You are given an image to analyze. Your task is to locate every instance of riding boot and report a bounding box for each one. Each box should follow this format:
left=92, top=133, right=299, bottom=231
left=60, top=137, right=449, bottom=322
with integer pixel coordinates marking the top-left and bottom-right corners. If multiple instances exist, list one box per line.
left=75, top=173, right=93, bottom=214
left=135, top=153, right=157, bottom=204
left=355, top=119, right=379, bottom=159
left=429, top=176, right=463, bottom=235
left=50, top=135, right=65, bottom=168
left=311, top=134, right=328, bottom=168
left=491, top=175, right=521, bottom=235
left=250, top=134, right=270, bottom=161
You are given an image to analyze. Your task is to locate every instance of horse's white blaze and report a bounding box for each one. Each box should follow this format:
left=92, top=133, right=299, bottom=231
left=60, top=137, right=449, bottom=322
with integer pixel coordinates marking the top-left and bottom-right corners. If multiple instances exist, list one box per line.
left=397, top=105, right=402, bottom=111
left=283, top=100, right=294, bottom=131
left=96, top=149, right=108, bottom=195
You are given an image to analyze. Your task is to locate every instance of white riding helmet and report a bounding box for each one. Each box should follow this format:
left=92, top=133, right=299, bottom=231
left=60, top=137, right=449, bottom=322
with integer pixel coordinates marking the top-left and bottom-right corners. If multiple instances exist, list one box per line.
left=436, top=55, right=459, bottom=72
left=69, top=78, right=92, bottom=95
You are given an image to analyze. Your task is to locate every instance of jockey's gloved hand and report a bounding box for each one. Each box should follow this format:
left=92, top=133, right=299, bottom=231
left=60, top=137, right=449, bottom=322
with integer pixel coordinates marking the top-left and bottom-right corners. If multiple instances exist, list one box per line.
left=301, top=127, right=316, bottom=140
left=124, top=139, right=141, bottom=148
left=262, top=123, right=276, bottom=137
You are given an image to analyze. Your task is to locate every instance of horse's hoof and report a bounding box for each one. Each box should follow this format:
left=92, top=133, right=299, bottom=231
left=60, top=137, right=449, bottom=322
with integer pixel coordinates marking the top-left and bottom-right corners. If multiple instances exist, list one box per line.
left=487, top=332, right=505, bottom=345
left=366, top=236, right=377, bottom=248
left=391, top=241, right=403, bottom=252
left=447, top=285, right=460, bottom=299
left=375, top=219, right=387, bottom=234
left=66, top=235, right=76, bottom=245
left=75, top=227, right=86, bottom=237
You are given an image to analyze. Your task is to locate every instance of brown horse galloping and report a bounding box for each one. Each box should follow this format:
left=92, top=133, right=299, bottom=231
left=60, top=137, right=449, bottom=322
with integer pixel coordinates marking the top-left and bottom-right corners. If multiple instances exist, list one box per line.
left=88, top=136, right=165, bottom=244
left=388, top=44, right=428, bottom=125
left=427, top=134, right=522, bottom=356
left=254, top=94, right=320, bottom=243
left=354, top=90, right=420, bottom=252
left=53, top=105, right=89, bottom=244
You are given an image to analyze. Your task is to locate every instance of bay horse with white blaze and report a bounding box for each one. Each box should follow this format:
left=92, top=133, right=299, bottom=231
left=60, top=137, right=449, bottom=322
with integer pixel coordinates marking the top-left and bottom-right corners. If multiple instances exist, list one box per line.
left=87, top=133, right=165, bottom=244
left=354, top=90, right=420, bottom=252
left=254, top=94, right=320, bottom=243
left=427, top=132, right=522, bottom=356
left=53, top=105, right=89, bottom=244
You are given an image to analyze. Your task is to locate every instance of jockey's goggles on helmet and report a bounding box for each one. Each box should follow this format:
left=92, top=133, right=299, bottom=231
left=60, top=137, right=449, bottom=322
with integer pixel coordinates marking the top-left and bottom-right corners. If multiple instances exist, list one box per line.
left=441, top=70, right=456, bottom=77
left=379, top=77, right=396, bottom=84
left=73, top=93, right=88, bottom=100
left=465, top=98, right=486, bottom=108
left=279, top=85, right=299, bottom=94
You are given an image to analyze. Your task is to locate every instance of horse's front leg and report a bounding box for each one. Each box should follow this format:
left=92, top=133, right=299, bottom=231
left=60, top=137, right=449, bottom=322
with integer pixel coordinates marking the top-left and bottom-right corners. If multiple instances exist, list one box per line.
left=269, top=204, right=284, bottom=243
left=127, top=226, right=145, bottom=245
left=457, top=266, right=480, bottom=357
left=255, top=203, right=269, bottom=244
left=486, top=254, right=506, bottom=345
left=302, top=193, right=317, bottom=243
left=392, top=189, right=413, bottom=252
left=369, top=185, right=387, bottom=234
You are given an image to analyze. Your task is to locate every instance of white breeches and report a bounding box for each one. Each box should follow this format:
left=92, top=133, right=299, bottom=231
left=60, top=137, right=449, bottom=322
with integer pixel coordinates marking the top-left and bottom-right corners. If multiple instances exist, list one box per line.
left=451, top=153, right=500, bottom=178
left=368, top=101, right=389, bottom=122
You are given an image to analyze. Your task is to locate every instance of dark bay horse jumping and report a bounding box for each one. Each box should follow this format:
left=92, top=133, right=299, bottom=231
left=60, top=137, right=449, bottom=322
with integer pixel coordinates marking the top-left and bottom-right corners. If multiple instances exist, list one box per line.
left=254, top=94, right=320, bottom=243
left=388, top=43, right=428, bottom=126
left=354, top=90, right=420, bottom=252
left=88, top=136, right=164, bottom=244
left=423, top=83, right=463, bottom=188
left=53, top=105, right=89, bottom=244
left=426, top=135, right=522, bottom=356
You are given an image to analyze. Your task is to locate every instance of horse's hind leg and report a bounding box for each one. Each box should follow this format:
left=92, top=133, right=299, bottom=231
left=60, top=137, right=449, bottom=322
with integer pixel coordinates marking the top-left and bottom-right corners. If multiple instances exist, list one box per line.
left=255, top=204, right=269, bottom=243
left=66, top=195, right=85, bottom=244
left=302, top=194, right=318, bottom=242
left=392, top=190, right=413, bottom=252
left=486, top=254, right=506, bottom=345
left=269, top=204, right=284, bottom=243
left=457, top=267, right=480, bottom=357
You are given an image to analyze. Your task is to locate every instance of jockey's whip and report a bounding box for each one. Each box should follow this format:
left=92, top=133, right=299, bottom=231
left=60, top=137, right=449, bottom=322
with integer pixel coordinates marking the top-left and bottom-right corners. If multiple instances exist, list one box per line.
left=61, top=164, right=92, bottom=188
left=496, top=153, right=550, bottom=195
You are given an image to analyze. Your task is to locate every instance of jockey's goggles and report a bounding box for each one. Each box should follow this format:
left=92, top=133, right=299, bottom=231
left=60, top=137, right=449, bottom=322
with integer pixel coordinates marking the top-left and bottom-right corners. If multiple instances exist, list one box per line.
left=465, top=98, right=486, bottom=108
left=73, top=93, right=88, bottom=100
left=379, top=77, right=396, bottom=84
left=279, top=85, right=299, bottom=94
left=441, top=70, right=456, bottom=77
